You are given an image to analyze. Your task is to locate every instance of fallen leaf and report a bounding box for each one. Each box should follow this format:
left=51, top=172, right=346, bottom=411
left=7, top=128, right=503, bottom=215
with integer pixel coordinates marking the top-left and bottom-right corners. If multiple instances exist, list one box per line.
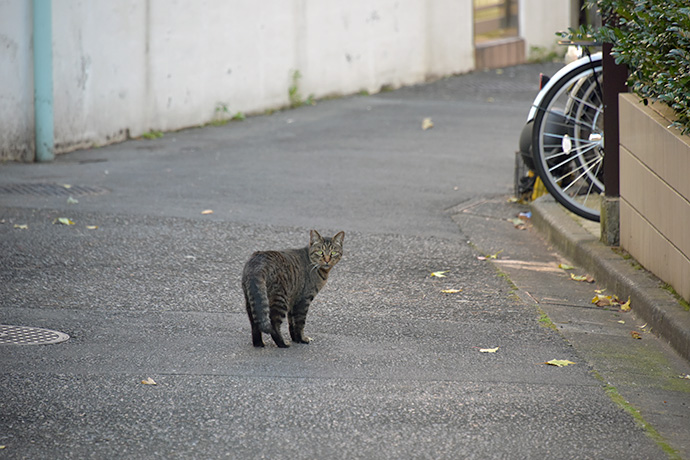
left=595, top=288, right=606, bottom=294
left=61, top=184, right=72, bottom=189
left=54, top=217, right=75, bottom=226
left=13, top=224, right=28, bottom=229
left=680, top=374, right=690, bottom=380
left=507, top=197, right=519, bottom=203
left=141, top=377, right=157, bottom=385
left=86, top=225, right=99, bottom=230
left=422, top=118, right=434, bottom=130
left=620, top=297, right=632, bottom=312
left=630, top=331, right=642, bottom=340
left=487, top=250, right=503, bottom=259
left=430, top=271, right=449, bottom=278
left=441, top=288, right=462, bottom=293
left=571, top=273, right=595, bottom=283
left=201, top=209, right=214, bottom=215
left=592, top=294, right=616, bottom=307
left=67, top=196, right=79, bottom=204
left=617, top=320, right=626, bottom=324
left=479, top=347, right=499, bottom=353
left=544, top=359, right=576, bottom=367
left=558, top=263, right=575, bottom=270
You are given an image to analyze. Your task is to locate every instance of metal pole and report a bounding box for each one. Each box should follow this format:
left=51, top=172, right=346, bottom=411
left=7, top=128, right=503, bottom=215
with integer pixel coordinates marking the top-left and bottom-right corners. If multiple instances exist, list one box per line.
left=33, top=0, right=54, bottom=162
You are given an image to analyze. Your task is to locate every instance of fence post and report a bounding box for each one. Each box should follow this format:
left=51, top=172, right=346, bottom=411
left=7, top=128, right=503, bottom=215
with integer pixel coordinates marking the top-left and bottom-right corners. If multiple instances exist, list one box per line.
left=600, top=41, right=628, bottom=245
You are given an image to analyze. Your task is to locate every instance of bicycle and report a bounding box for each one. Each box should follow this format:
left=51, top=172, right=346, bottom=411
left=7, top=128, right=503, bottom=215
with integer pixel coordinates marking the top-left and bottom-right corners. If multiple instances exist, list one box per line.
left=518, top=42, right=604, bottom=221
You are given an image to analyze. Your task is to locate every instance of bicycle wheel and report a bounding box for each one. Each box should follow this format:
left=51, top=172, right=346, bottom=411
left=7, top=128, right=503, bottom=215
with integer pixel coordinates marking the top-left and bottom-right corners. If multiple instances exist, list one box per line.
left=532, top=60, right=604, bottom=221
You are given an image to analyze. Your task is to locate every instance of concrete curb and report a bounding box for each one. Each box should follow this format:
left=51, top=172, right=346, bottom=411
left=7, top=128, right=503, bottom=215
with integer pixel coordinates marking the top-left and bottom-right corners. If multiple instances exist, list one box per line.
left=531, top=195, right=690, bottom=363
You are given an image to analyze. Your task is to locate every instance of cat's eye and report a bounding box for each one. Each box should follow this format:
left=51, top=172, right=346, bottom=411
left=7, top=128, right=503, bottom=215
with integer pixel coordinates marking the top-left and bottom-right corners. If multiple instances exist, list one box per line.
left=315, top=250, right=323, bottom=255
left=331, top=251, right=339, bottom=256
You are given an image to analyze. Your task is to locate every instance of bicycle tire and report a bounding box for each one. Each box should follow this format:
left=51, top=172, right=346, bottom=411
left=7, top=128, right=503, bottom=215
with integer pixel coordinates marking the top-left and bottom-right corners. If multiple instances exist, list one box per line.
left=532, top=60, right=604, bottom=221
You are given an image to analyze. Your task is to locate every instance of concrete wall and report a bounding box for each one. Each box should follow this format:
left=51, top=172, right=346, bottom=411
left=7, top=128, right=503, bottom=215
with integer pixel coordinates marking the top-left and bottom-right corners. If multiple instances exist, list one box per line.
left=519, top=0, right=577, bottom=57
left=0, top=0, right=475, bottom=161
left=619, top=93, right=690, bottom=302
left=1, top=1, right=35, bottom=161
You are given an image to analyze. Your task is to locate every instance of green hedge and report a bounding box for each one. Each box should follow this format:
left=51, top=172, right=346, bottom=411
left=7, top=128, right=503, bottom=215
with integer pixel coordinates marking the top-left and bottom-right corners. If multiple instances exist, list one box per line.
left=575, top=0, right=690, bottom=134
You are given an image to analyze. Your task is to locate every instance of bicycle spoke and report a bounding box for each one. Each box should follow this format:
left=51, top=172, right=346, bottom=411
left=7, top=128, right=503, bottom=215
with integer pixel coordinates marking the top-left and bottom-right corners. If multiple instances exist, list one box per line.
left=556, top=155, right=603, bottom=194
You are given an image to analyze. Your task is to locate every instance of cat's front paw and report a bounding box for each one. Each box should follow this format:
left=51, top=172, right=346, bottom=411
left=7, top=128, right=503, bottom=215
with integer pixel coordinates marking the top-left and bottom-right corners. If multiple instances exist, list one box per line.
left=297, top=336, right=312, bottom=344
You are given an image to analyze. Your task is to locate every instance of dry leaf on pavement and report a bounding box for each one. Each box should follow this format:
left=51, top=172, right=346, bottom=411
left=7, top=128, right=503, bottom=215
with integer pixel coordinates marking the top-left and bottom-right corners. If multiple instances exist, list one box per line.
left=592, top=294, right=617, bottom=307
left=54, top=217, right=75, bottom=226
left=570, top=273, right=595, bottom=283
left=422, top=118, right=434, bottom=130
left=544, top=359, right=576, bottom=367
left=141, top=377, right=157, bottom=385
left=479, top=347, right=499, bottom=353
left=430, top=271, right=449, bottom=278
left=478, top=250, right=504, bottom=261
left=441, top=288, right=462, bottom=293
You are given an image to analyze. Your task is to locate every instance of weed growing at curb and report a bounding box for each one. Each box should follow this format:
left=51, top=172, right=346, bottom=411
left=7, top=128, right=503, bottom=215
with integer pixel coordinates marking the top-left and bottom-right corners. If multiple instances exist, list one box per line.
left=141, top=130, right=163, bottom=140
left=288, top=70, right=316, bottom=108
left=537, top=307, right=558, bottom=331
left=211, top=103, right=246, bottom=126
left=661, top=283, right=690, bottom=312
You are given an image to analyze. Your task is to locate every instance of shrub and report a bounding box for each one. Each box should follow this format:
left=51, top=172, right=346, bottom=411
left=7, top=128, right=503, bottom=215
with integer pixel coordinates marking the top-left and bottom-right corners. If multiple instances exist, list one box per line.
left=570, top=1, right=690, bottom=134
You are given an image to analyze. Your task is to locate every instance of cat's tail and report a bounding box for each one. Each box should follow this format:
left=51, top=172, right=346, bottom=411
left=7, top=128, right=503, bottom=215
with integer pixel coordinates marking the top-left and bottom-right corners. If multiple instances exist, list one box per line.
left=246, top=277, right=272, bottom=335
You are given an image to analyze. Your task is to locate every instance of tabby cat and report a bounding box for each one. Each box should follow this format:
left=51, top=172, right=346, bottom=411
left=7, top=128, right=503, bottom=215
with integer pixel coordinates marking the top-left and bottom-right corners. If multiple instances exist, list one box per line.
left=242, top=230, right=344, bottom=348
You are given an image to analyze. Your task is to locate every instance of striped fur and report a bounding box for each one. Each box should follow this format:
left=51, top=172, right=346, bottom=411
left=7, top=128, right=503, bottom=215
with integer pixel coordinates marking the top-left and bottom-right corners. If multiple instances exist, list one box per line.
left=242, top=230, right=344, bottom=348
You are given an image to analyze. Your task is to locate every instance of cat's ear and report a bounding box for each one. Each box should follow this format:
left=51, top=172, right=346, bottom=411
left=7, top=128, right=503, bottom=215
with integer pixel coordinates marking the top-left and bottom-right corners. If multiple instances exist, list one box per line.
left=310, top=230, right=323, bottom=246
left=332, top=231, right=345, bottom=246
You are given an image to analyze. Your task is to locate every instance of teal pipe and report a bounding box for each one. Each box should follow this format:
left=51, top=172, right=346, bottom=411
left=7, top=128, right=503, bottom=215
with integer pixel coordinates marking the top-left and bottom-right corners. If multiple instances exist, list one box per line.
left=33, top=0, right=54, bottom=162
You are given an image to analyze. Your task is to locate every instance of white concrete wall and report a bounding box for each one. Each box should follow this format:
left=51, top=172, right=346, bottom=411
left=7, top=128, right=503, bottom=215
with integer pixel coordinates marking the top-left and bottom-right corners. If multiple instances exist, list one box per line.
left=0, top=0, right=475, bottom=160
left=0, top=0, right=34, bottom=161
left=519, top=0, right=577, bottom=57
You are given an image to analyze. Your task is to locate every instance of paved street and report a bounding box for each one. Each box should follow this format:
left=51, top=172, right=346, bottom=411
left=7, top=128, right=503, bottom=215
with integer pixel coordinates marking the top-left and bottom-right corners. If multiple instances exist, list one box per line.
left=2, top=62, right=689, bottom=459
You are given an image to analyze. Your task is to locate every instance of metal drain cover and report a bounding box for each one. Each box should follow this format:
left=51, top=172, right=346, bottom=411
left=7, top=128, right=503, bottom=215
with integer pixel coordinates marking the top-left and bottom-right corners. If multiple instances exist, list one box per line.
left=0, top=183, right=107, bottom=197
left=0, top=325, right=70, bottom=345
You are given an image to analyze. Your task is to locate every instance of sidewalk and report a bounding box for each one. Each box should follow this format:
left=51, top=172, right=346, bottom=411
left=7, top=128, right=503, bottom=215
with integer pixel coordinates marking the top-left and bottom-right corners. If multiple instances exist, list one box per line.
left=532, top=195, right=690, bottom=363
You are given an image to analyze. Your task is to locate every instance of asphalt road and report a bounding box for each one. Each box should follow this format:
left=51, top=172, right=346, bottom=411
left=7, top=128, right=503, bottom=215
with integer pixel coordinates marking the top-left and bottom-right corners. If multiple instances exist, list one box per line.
left=2, top=62, right=688, bottom=459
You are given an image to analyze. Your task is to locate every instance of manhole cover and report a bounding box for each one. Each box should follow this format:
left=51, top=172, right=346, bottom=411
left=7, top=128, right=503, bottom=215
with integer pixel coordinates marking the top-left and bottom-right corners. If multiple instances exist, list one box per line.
left=0, top=325, right=70, bottom=345
left=0, top=183, right=107, bottom=197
